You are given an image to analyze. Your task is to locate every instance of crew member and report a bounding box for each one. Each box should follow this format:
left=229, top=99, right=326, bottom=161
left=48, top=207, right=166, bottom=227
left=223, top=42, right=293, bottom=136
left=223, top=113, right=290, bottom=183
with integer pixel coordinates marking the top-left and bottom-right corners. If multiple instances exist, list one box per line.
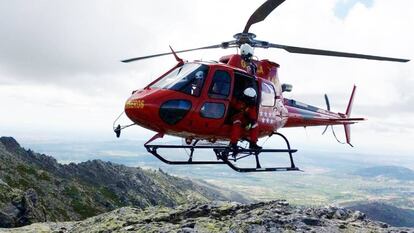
left=240, top=43, right=257, bottom=76
left=229, top=87, right=261, bottom=150
left=191, top=70, right=205, bottom=96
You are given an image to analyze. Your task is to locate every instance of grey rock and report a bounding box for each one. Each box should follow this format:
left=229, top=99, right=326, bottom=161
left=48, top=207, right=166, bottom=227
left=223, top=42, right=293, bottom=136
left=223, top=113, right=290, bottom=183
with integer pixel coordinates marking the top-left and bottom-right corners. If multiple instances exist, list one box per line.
left=334, top=208, right=348, bottom=220
left=0, top=204, right=20, bottom=228
left=338, top=223, right=347, bottom=229
left=351, top=210, right=366, bottom=221
left=181, top=222, right=195, bottom=228
left=0, top=189, right=46, bottom=228
left=179, top=227, right=196, bottom=233
left=0, top=211, right=14, bottom=228
left=122, top=225, right=135, bottom=231
left=379, top=222, right=389, bottom=228
left=0, top=179, right=8, bottom=186
left=0, top=137, right=20, bottom=153
left=3, top=201, right=414, bottom=233
left=302, top=217, right=321, bottom=226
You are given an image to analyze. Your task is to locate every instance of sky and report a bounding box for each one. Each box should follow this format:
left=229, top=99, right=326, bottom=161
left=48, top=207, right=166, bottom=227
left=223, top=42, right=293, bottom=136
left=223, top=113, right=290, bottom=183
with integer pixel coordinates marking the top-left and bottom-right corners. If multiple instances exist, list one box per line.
left=0, top=0, right=413, bottom=156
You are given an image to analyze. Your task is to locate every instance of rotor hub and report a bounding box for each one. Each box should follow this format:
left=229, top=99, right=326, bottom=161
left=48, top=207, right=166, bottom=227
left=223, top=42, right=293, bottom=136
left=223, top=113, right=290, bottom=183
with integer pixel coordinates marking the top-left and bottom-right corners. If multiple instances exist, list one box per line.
left=233, top=33, right=256, bottom=46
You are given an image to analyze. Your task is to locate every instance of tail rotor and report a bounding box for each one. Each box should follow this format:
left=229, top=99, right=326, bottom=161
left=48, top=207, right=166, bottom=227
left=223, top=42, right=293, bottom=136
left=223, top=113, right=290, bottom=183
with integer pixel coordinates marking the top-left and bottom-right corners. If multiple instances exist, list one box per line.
left=322, top=86, right=360, bottom=147
left=322, top=94, right=331, bottom=135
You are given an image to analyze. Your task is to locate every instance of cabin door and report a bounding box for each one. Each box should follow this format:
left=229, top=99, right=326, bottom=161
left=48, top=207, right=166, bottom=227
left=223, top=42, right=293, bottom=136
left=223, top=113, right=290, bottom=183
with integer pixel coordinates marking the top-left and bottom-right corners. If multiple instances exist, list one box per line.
left=190, top=67, right=233, bottom=137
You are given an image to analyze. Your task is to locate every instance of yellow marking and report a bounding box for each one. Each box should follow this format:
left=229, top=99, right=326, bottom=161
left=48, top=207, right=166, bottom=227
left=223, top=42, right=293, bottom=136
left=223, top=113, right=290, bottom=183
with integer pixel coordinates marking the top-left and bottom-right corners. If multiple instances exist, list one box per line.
left=126, top=99, right=145, bottom=109
left=257, top=65, right=263, bottom=75
left=240, top=60, right=247, bottom=68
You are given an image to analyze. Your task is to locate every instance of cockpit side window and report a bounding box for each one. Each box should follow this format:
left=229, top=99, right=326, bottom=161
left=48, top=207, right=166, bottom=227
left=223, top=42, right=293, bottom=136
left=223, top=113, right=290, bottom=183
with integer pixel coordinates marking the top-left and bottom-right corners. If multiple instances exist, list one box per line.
left=150, top=63, right=209, bottom=96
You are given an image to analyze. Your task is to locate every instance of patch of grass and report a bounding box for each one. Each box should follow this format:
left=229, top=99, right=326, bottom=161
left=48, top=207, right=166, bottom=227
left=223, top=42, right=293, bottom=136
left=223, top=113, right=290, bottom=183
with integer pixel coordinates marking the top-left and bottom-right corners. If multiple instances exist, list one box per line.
left=3, top=176, right=18, bottom=188
left=16, top=165, right=37, bottom=176
left=64, top=185, right=80, bottom=198
left=18, top=178, right=30, bottom=188
left=100, top=187, right=121, bottom=205
left=57, top=207, right=70, bottom=220
left=37, top=171, right=51, bottom=181
left=71, top=200, right=98, bottom=219
left=33, top=186, right=45, bottom=196
left=198, top=220, right=230, bottom=233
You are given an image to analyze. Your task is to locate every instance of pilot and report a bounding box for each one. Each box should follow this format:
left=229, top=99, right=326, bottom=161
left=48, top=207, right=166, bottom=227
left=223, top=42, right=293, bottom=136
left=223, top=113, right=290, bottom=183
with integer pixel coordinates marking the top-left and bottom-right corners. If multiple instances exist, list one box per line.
left=191, top=70, right=205, bottom=96
left=229, top=87, right=261, bottom=150
left=240, top=43, right=257, bottom=76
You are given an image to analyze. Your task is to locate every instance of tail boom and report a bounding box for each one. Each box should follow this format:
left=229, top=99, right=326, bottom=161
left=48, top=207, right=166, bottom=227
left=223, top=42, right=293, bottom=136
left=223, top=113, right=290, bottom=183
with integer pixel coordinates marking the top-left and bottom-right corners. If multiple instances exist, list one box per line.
left=283, top=85, right=364, bottom=146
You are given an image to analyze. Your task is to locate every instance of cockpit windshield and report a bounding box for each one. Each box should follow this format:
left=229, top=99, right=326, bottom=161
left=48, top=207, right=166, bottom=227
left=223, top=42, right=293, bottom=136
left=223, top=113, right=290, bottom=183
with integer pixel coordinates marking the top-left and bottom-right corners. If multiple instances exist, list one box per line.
left=150, top=63, right=209, bottom=96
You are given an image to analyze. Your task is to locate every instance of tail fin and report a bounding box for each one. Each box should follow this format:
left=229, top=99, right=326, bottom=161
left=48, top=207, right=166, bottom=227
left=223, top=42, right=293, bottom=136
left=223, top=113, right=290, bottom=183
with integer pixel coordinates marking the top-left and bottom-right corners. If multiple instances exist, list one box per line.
left=346, top=85, right=357, bottom=117
left=344, top=85, right=357, bottom=147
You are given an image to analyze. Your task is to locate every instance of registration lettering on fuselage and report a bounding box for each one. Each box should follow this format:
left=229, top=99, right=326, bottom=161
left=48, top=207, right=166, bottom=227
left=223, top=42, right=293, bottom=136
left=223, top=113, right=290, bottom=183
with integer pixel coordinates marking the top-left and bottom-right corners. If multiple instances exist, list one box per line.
left=126, top=99, right=145, bottom=109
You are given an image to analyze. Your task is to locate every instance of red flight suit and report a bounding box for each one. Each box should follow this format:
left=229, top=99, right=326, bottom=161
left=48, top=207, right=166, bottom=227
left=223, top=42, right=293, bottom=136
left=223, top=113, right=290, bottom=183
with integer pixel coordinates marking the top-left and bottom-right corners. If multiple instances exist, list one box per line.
left=230, top=98, right=259, bottom=145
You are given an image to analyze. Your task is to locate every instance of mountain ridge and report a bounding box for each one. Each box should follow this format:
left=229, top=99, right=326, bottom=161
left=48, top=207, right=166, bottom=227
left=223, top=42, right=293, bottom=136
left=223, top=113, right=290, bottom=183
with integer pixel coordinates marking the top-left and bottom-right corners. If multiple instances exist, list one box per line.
left=0, top=136, right=247, bottom=228
left=347, top=202, right=414, bottom=227
left=353, top=165, right=414, bottom=180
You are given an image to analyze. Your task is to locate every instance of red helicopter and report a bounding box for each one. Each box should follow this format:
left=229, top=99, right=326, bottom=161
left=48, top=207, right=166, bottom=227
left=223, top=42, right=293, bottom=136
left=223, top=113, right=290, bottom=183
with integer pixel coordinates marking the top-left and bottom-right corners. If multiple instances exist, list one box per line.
left=114, top=0, right=409, bottom=172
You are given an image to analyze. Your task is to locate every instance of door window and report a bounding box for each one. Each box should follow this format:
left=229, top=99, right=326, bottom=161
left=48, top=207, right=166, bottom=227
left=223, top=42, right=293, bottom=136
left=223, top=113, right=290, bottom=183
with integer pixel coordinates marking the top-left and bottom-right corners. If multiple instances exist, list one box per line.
left=208, top=70, right=231, bottom=99
left=200, top=102, right=225, bottom=119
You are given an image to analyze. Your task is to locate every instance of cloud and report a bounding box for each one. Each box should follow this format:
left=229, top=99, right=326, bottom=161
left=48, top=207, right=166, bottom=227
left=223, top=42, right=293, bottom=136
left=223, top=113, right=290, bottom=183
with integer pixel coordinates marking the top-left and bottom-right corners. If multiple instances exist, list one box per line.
left=0, top=0, right=199, bottom=88
left=0, top=0, right=413, bottom=152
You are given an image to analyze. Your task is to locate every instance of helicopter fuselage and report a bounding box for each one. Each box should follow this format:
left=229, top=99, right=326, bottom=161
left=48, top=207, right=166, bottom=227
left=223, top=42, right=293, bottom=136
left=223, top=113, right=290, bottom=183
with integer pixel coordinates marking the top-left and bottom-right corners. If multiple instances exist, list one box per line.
left=124, top=54, right=357, bottom=143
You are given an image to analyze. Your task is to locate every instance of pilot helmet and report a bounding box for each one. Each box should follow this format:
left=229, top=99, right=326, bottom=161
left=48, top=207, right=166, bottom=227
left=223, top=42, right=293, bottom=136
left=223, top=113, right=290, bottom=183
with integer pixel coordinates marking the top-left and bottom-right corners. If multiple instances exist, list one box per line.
left=240, top=43, right=254, bottom=58
left=195, top=71, right=204, bottom=79
left=243, top=87, right=257, bottom=98
left=243, top=87, right=257, bottom=105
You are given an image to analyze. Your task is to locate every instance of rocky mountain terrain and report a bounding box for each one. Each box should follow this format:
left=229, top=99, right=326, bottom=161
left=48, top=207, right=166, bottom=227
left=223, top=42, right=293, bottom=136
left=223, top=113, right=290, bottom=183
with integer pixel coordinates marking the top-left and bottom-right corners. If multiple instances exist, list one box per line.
left=0, top=137, right=247, bottom=228
left=2, top=137, right=414, bottom=232
left=347, top=202, right=414, bottom=227
left=3, top=200, right=414, bottom=233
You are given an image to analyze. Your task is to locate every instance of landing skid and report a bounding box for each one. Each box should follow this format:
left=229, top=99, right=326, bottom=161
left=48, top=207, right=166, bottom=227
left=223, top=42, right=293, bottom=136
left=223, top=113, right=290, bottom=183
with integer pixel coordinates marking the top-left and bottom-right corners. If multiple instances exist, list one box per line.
left=144, top=132, right=301, bottom=173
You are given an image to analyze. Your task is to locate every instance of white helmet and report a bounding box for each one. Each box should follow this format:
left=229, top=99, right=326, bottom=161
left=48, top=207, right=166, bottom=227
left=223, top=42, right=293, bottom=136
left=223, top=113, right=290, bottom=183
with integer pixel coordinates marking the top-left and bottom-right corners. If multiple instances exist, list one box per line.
left=243, top=87, right=257, bottom=98
left=240, top=43, right=254, bottom=57
left=195, top=71, right=204, bottom=79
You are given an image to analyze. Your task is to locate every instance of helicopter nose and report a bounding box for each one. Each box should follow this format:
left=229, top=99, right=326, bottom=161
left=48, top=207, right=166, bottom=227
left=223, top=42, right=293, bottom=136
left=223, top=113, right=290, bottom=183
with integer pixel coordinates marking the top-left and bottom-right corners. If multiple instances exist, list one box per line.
left=124, top=89, right=161, bottom=132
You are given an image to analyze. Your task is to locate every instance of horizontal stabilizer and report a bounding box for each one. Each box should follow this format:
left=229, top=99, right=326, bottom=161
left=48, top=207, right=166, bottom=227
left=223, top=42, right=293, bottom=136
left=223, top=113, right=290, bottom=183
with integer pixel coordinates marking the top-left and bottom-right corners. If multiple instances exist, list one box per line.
left=329, top=117, right=365, bottom=122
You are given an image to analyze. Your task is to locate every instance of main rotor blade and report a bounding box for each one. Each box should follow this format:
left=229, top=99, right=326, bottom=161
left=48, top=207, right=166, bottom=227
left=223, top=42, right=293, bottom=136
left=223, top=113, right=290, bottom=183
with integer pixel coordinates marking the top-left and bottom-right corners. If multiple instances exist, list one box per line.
left=122, top=44, right=226, bottom=63
left=269, top=43, right=409, bottom=62
left=243, top=0, right=285, bottom=33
